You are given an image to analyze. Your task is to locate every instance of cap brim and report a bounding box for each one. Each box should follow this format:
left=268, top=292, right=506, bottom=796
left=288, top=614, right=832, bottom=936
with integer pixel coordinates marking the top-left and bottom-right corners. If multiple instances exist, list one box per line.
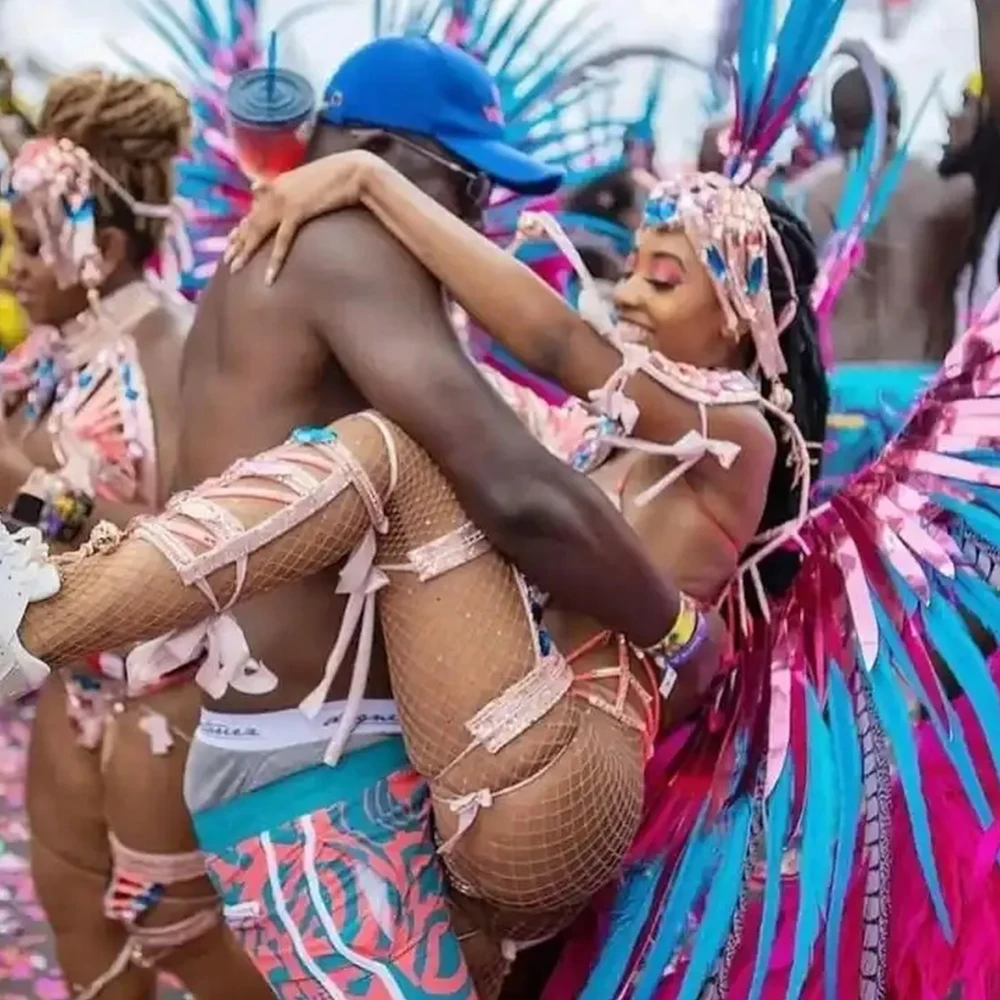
left=443, top=135, right=563, bottom=196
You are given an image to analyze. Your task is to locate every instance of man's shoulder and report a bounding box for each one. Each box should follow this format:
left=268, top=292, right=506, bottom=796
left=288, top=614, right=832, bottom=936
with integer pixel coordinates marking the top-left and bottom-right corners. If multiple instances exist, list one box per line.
left=893, top=157, right=974, bottom=219
left=890, top=155, right=964, bottom=195
left=286, top=208, right=425, bottom=277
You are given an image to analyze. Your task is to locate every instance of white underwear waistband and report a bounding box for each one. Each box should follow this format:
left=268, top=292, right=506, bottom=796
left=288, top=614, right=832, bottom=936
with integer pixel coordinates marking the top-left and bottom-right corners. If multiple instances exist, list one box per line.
left=195, top=699, right=401, bottom=753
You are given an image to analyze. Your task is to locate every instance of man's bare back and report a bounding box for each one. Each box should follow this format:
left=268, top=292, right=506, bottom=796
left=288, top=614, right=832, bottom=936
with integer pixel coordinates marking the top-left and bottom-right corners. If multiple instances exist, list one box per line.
left=176, top=214, right=394, bottom=713
left=788, top=157, right=972, bottom=362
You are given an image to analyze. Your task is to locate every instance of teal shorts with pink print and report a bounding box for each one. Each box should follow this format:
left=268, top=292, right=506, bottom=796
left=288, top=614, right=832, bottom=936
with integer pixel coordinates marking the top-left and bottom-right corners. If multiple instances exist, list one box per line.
left=192, top=738, right=475, bottom=999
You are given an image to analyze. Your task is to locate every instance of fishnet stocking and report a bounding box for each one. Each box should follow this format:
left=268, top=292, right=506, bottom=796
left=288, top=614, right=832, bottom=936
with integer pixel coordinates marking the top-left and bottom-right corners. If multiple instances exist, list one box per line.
left=20, top=416, right=392, bottom=665
left=378, top=429, right=648, bottom=939
left=18, top=411, right=648, bottom=944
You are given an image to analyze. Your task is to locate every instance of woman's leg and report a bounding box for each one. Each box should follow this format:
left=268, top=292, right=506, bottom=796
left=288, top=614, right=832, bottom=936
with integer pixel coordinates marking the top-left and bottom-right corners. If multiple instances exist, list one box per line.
left=27, top=673, right=156, bottom=1000
left=100, top=680, right=273, bottom=998
left=19, top=415, right=394, bottom=671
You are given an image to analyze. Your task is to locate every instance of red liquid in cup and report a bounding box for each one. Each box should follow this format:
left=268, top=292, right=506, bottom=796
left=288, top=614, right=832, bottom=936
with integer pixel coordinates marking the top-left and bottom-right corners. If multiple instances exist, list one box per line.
left=230, top=120, right=311, bottom=182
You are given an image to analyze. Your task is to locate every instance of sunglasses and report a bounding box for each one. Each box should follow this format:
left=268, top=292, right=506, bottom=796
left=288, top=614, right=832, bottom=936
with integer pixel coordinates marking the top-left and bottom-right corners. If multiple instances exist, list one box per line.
left=349, top=128, right=493, bottom=209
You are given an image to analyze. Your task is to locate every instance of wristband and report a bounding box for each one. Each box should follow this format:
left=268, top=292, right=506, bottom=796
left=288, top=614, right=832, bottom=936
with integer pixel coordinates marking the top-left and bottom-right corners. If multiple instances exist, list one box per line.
left=9, top=469, right=93, bottom=544
left=643, top=595, right=710, bottom=699
left=9, top=466, right=49, bottom=527
left=41, top=486, right=94, bottom=543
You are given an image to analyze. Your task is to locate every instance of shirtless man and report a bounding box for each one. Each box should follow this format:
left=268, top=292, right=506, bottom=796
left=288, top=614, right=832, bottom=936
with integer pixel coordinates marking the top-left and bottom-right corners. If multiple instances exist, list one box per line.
left=786, top=64, right=973, bottom=362
left=175, top=36, right=678, bottom=996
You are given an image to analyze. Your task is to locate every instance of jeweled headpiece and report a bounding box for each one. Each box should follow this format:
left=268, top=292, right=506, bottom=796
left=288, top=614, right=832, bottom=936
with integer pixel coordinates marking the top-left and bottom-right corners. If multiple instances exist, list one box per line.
left=6, top=137, right=183, bottom=301
left=642, top=173, right=796, bottom=385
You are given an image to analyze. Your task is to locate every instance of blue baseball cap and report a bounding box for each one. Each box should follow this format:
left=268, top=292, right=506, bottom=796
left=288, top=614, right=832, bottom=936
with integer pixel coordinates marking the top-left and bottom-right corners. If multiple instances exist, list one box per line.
left=320, top=37, right=563, bottom=196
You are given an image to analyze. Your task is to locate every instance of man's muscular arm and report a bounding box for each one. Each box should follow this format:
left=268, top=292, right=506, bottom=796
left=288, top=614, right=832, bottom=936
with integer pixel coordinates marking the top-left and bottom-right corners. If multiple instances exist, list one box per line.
left=263, top=209, right=677, bottom=646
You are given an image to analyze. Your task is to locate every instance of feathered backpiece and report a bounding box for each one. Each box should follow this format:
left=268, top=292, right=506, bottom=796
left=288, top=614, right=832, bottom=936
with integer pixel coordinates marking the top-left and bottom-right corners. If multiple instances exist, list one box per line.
left=726, top=0, right=849, bottom=183
left=114, top=0, right=262, bottom=298
left=121, top=0, right=332, bottom=298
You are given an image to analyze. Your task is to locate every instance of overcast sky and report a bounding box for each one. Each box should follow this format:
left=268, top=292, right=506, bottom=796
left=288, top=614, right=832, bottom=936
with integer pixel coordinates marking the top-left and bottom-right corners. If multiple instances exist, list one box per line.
left=0, top=0, right=980, bottom=162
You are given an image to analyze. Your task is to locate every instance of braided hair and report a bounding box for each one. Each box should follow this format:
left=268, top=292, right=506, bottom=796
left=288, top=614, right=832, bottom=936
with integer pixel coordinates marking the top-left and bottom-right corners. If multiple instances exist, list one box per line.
left=751, top=194, right=829, bottom=601
left=38, top=71, right=190, bottom=263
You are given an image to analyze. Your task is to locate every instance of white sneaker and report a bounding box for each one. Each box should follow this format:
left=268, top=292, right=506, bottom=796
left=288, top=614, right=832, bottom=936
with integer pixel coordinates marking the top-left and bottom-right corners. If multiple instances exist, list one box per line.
left=0, top=524, right=60, bottom=703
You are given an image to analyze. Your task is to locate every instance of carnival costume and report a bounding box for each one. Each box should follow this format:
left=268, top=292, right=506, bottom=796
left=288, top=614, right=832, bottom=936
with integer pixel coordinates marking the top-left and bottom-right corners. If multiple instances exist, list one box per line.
left=533, top=8, right=1000, bottom=1000
left=0, top=122, right=263, bottom=998
left=15, top=6, right=994, bottom=1000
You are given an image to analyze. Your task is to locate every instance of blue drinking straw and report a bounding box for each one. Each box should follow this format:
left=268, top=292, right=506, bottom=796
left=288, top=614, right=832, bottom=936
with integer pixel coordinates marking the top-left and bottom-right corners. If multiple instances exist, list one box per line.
left=267, top=30, right=278, bottom=103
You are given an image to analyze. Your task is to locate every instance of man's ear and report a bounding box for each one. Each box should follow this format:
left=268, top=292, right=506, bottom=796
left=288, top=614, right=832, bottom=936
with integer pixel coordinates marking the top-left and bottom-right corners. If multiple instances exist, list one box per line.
left=95, top=226, right=130, bottom=280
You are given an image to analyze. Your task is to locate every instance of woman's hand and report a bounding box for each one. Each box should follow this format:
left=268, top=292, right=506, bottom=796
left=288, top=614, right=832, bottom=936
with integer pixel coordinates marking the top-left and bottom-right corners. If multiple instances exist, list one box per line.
left=225, top=149, right=383, bottom=285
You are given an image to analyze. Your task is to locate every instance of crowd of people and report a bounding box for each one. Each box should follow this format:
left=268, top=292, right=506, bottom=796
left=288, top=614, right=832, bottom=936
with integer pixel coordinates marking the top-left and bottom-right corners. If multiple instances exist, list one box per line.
left=1, top=1, right=1000, bottom=999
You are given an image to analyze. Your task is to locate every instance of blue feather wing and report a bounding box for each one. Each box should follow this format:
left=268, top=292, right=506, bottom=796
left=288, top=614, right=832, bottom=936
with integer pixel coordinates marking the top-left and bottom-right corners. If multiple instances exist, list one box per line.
left=711, top=297, right=1000, bottom=994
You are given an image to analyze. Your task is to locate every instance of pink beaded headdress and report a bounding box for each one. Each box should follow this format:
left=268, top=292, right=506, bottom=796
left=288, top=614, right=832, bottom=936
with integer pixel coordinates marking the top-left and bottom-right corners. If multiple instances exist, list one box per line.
left=642, top=173, right=797, bottom=388
left=6, top=137, right=186, bottom=303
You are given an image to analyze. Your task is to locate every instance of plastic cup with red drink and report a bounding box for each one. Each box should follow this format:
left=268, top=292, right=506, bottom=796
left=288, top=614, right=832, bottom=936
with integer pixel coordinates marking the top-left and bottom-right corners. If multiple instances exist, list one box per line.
left=227, top=67, right=316, bottom=182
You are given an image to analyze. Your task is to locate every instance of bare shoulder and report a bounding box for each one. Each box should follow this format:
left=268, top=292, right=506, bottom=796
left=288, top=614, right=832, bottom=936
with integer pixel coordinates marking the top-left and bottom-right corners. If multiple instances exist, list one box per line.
left=285, top=208, right=442, bottom=311
left=714, top=400, right=776, bottom=467
left=220, top=209, right=439, bottom=335
left=933, top=172, right=975, bottom=223
left=900, top=160, right=972, bottom=213
left=130, top=296, right=191, bottom=358
left=287, top=207, right=431, bottom=274
left=785, top=157, right=841, bottom=193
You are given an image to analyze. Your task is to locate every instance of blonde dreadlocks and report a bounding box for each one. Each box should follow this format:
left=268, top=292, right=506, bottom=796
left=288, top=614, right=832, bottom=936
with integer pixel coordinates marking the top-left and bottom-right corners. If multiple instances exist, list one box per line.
left=38, top=71, right=190, bottom=261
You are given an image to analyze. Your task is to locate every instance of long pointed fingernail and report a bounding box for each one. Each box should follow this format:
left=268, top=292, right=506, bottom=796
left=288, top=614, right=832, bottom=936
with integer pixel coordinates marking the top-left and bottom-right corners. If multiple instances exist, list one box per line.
left=265, top=269, right=275, bottom=286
